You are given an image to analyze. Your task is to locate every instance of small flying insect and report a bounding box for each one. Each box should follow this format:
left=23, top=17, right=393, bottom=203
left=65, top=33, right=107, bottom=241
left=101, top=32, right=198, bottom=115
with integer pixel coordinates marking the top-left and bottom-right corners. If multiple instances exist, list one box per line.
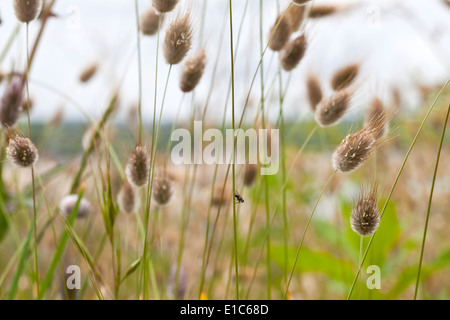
left=234, top=190, right=244, bottom=204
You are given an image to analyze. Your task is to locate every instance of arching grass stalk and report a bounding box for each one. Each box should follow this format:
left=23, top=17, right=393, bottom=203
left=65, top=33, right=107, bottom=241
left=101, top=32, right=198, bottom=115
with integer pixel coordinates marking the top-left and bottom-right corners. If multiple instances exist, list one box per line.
left=284, top=169, right=338, bottom=299
left=414, top=102, right=450, bottom=300
left=347, top=79, right=449, bottom=300
left=134, top=0, right=144, bottom=143
left=25, top=22, right=39, bottom=296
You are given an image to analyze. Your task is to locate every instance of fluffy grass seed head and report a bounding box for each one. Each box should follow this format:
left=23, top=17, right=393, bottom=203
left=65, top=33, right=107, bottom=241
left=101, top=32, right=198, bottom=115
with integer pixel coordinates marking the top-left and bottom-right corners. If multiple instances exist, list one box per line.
left=268, top=14, right=292, bottom=51
left=315, top=89, right=352, bottom=127
left=125, top=145, right=150, bottom=188
left=309, top=5, right=339, bottom=19
left=79, top=63, right=98, bottom=83
left=141, top=8, right=163, bottom=36
left=279, top=35, right=307, bottom=71
left=59, top=194, right=91, bottom=219
left=331, top=64, right=359, bottom=91
left=286, top=4, right=306, bottom=32
left=243, top=163, right=259, bottom=187
left=152, top=0, right=179, bottom=14
left=180, top=49, right=206, bottom=92
left=351, top=184, right=380, bottom=236
left=152, top=175, right=173, bottom=206
left=6, top=133, right=38, bottom=168
left=365, top=97, right=388, bottom=140
left=306, top=74, right=323, bottom=111
left=292, top=0, right=312, bottom=5
left=13, top=0, right=42, bottom=23
left=118, top=181, right=136, bottom=214
left=0, top=80, right=24, bottom=128
left=163, top=13, right=193, bottom=65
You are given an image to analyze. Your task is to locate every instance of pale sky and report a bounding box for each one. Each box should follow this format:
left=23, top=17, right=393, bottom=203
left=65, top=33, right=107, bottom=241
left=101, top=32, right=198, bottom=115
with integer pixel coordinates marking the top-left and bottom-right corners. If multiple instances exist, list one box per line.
left=0, top=0, right=449, bottom=124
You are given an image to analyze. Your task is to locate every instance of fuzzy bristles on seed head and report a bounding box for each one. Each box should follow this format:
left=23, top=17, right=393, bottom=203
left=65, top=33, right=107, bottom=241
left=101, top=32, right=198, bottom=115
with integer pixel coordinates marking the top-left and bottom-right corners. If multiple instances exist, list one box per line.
left=292, top=0, right=312, bottom=5
left=59, top=194, right=91, bottom=219
left=125, top=145, right=150, bottom=188
left=351, top=184, right=380, bottom=236
left=79, top=63, right=98, bottom=83
left=152, top=176, right=173, bottom=206
left=141, top=8, right=163, bottom=36
left=0, top=80, right=24, bottom=128
left=118, top=181, right=136, bottom=214
left=268, top=14, right=292, bottom=51
left=280, top=35, right=307, bottom=71
left=243, top=163, right=258, bottom=187
left=315, top=89, right=352, bottom=127
left=163, top=13, right=193, bottom=65
left=306, top=74, right=322, bottom=111
left=331, top=64, right=359, bottom=91
left=152, top=0, right=178, bottom=14
left=13, top=0, right=42, bottom=23
left=286, top=4, right=306, bottom=32
left=365, top=98, right=388, bottom=140
left=180, top=49, right=206, bottom=92
left=309, top=5, right=338, bottom=18
left=6, top=134, right=38, bottom=168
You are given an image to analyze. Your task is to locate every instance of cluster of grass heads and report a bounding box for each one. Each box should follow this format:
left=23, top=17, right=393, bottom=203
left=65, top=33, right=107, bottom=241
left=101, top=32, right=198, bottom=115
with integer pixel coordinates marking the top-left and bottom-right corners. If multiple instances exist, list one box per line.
left=0, top=0, right=449, bottom=300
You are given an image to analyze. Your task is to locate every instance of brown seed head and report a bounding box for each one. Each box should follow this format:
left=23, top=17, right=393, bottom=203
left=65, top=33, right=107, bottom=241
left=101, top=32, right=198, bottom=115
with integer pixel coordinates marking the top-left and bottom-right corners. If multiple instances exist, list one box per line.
left=350, top=184, right=380, bottom=236
left=152, top=0, right=179, bottom=14
left=13, top=0, right=42, bottom=23
left=126, top=145, right=150, bottom=188
left=279, top=35, right=307, bottom=71
left=268, top=14, right=292, bottom=51
left=309, top=5, right=338, bottom=19
left=163, top=13, right=193, bottom=65
left=0, top=80, right=24, bottom=128
left=315, top=89, right=352, bottom=127
left=118, top=181, right=136, bottom=214
left=59, top=194, right=91, bottom=219
left=6, top=134, right=38, bottom=168
left=365, top=97, right=388, bottom=140
left=180, top=49, right=206, bottom=92
left=286, top=4, right=306, bottom=32
left=292, top=0, right=312, bottom=5
left=141, top=8, right=163, bottom=36
left=306, top=74, right=322, bottom=111
left=331, top=64, right=359, bottom=91
left=152, top=176, right=173, bottom=206
left=243, top=163, right=258, bottom=187
left=79, top=63, right=98, bottom=83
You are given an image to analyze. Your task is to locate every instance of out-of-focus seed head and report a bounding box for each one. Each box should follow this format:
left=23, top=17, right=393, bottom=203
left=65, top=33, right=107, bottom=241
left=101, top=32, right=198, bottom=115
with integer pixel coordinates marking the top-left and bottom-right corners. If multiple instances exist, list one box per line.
left=286, top=4, right=306, bottom=32
left=365, top=97, right=388, bottom=140
left=6, top=134, right=38, bottom=168
left=330, top=64, right=359, bottom=91
left=292, top=0, right=312, bottom=5
left=13, top=0, right=42, bottom=23
left=315, top=89, right=352, bottom=127
left=118, top=181, right=136, bottom=214
left=268, top=14, right=292, bottom=51
left=152, top=175, right=173, bottom=206
left=309, top=5, right=339, bottom=18
left=152, top=0, right=179, bottom=14
left=79, top=63, right=98, bottom=83
left=59, top=194, right=91, bottom=219
left=125, top=145, right=150, bottom=188
left=350, top=184, right=380, bottom=236
left=0, top=80, right=24, bottom=128
left=180, top=49, right=206, bottom=92
left=279, top=35, right=307, bottom=71
left=141, top=8, right=163, bottom=36
left=163, top=13, right=193, bottom=65
left=306, top=74, right=323, bottom=112
left=243, top=163, right=258, bottom=187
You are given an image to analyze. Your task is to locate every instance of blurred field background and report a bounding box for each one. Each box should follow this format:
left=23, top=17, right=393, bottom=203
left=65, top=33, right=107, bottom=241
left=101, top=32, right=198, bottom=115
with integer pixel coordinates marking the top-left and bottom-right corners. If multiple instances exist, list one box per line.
left=0, top=0, right=449, bottom=300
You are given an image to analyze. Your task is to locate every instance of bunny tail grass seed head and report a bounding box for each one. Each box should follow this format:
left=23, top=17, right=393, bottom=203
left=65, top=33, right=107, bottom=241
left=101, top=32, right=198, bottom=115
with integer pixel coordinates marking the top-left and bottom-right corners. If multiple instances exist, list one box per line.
left=315, top=89, right=352, bottom=127
left=331, top=64, right=359, bottom=91
left=6, top=133, right=38, bottom=168
left=365, top=97, right=388, bottom=140
left=13, top=0, right=42, bottom=23
left=141, top=8, right=163, bottom=36
left=163, top=13, right=193, bottom=65
left=309, top=5, right=339, bottom=19
left=152, top=175, right=173, bottom=206
left=59, top=194, right=91, bottom=219
left=0, top=80, right=24, bottom=128
left=243, top=163, right=258, bottom=187
left=152, top=0, right=179, bottom=14
left=180, top=49, right=206, bottom=92
left=118, top=181, right=136, bottom=214
left=292, top=0, right=312, bottom=5
left=306, top=74, right=322, bottom=111
left=268, top=14, right=292, bottom=52
left=126, top=145, right=150, bottom=188
left=280, top=35, right=307, bottom=71
left=79, top=63, right=98, bottom=83
left=286, top=4, right=306, bottom=32
left=351, top=184, right=380, bottom=236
